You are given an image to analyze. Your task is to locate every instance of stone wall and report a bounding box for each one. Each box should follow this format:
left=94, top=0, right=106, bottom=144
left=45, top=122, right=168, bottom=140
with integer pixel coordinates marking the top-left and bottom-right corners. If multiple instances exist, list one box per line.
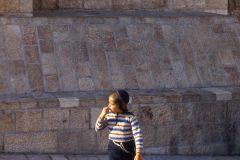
left=0, top=87, right=240, bottom=154
left=0, top=0, right=32, bottom=16
left=33, top=0, right=229, bottom=14
left=0, top=0, right=230, bottom=15
left=0, top=15, right=240, bottom=96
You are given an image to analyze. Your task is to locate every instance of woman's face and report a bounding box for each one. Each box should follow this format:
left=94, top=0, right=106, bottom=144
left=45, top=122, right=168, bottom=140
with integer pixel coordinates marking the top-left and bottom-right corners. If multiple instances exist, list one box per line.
left=108, top=96, right=121, bottom=113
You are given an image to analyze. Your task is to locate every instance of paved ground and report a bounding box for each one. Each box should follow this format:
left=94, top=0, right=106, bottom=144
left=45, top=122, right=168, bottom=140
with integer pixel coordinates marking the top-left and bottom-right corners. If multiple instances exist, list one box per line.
left=0, top=154, right=240, bottom=160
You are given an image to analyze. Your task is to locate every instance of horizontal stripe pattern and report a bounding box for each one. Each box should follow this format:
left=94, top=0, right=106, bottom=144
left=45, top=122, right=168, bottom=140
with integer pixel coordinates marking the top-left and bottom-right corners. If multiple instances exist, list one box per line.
left=95, top=111, right=143, bottom=153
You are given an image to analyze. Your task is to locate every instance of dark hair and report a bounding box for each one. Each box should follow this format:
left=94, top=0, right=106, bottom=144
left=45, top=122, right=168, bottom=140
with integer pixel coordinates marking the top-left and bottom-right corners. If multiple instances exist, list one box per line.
left=110, top=90, right=130, bottom=113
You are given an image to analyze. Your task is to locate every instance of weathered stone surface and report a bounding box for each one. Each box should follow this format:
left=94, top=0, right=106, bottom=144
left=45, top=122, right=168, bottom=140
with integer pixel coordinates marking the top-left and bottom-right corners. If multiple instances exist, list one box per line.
left=78, top=77, right=95, bottom=91
left=0, top=112, right=15, bottom=132
left=206, top=0, right=228, bottom=9
left=19, top=98, right=37, bottom=109
left=5, top=0, right=19, bottom=12
left=70, top=108, right=89, bottom=129
left=37, top=98, right=59, bottom=108
left=204, top=88, right=232, bottom=101
left=58, top=97, right=79, bottom=108
left=41, top=53, right=57, bottom=75
left=40, top=40, right=54, bottom=53
left=0, top=155, right=27, bottom=160
left=0, top=63, right=10, bottom=94
left=21, top=26, right=37, bottom=45
left=24, top=46, right=40, bottom=63
left=19, top=0, right=33, bottom=12
left=0, top=134, right=3, bottom=152
left=0, top=101, right=19, bottom=110
left=90, top=108, right=101, bottom=129
left=37, top=25, right=52, bottom=39
left=91, top=66, right=112, bottom=90
left=27, top=154, right=51, bottom=160
left=59, top=0, right=83, bottom=8
left=4, top=132, right=58, bottom=152
left=193, top=102, right=226, bottom=123
left=26, top=64, right=44, bottom=92
left=16, top=110, right=43, bottom=132
left=43, top=109, right=69, bottom=130
left=40, top=0, right=58, bottom=10
left=138, top=104, right=173, bottom=125
left=96, top=129, right=108, bottom=151
left=5, top=25, right=23, bottom=60
left=50, top=155, right=68, bottom=160
left=84, top=0, right=112, bottom=9
left=45, top=74, right=60, bottom=92
left=57, top=130, right=97, bottom=153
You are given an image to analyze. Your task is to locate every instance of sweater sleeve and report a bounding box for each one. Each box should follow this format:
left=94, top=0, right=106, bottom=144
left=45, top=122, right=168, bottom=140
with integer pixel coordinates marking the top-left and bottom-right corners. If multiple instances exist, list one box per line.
left=95, top=117, right=108, bottom=132
left=130, top=115, right=143, bottom=153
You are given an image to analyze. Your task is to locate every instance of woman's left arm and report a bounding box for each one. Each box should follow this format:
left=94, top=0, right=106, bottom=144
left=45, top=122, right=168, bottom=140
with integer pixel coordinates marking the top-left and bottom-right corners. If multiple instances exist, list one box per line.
left=130, top=115, right=143, bottom=159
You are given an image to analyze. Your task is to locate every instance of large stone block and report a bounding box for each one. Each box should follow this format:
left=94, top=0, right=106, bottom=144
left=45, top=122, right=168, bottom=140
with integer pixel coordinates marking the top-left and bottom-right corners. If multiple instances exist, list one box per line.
left=58, top=97, right=79, bottom=108
left=91, top=66, right=112, bottom=90
left=19, top=0, right=33, bottom=12
left=5, top=25, right=23, bottom=60
left=0, top=0, right=5, bottom=12
left=112, top=0, right=137, bottom=9
left=0, top=134, right=3, bottom=152
left=45, top=74, right=60, bottom=92
left=37, top=25, right=52, bottom=39
left=171, top=103, right=194, bottom=122
left=5, top=0, right=19, bottom=12
left=21, top=26, right=37, bottom=45
left=4, top=132, right=58, bottom=152
left=76, top=62, right=92, bottom=78
left=138, top=104, right=173, bottom=125
left=53, top=25, right=70, bottom=42
left=72, top=41, right=89, bottom=63
left=16, top=110, right=43, bottom=132
left=24, top=46, right=40, bottom=63
left=121, top=65, right=138, bottom=89
left=40, top=0, right=58, bottom=9
left=19, top=98, right=37, bottom=109
left=96, top=129, right=108, bottom=151
left=87, top=46, right=107, bottom=67
left=0, top=101, right=19, bottom=110
left=141, top=125, right=156, bottom=147
left=79, top=98, right=96, bottom=107
left=26, top=64, right=44, bottom=92
left=40, top=40, right=54, bottom=53
left=84, top=0, right=112, bottom=9
left=0, top=63, right=10, bottom=94
left=36, top=98, right=59, bottom=108
left=193, top=102, right=226, bottom=123
left=140, top=0, right=165, bottom=9
left=111, top=73, right=126, bottom=89
left=78, top=77, right=95, bottom=91
left=90, top=108, right=102, bottom=129
left=57, top=130, right=97, bottom=153
left=0, top=112, right=15, bottom=132
left=41, top=53, right=57, bottom=75
left=43, top=108, right=69, bottom=130
left=59, top=0, right=83, bottom=8
left=228, top=101, right=240, bottom=122
left=70, top=108, right=89, bottom=129
left=206, top=0, right=228, bottom=9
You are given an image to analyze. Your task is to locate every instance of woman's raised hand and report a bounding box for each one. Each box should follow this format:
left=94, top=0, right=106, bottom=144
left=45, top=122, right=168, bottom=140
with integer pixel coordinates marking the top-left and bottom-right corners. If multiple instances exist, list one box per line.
left=99, top=106, right=110, bottom=120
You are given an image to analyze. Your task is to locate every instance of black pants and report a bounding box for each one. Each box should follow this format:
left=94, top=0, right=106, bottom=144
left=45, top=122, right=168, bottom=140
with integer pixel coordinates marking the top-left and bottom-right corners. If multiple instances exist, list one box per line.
left=108, top=140, right=136, bottom=160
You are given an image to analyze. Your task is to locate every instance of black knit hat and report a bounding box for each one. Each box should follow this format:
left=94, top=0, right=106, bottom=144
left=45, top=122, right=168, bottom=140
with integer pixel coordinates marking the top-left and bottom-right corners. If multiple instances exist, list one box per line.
left=116, top=90, right=129, bottom=104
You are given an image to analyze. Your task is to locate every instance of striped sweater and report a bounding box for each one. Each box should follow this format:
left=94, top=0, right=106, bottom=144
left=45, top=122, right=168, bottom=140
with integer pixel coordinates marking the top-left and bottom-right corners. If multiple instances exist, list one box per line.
left=95, top=111, right=143, bottom=153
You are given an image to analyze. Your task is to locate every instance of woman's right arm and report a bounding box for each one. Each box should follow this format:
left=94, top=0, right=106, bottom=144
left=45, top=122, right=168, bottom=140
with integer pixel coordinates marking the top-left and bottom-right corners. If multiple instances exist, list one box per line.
left=95, top=107, right=109, bottom=132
